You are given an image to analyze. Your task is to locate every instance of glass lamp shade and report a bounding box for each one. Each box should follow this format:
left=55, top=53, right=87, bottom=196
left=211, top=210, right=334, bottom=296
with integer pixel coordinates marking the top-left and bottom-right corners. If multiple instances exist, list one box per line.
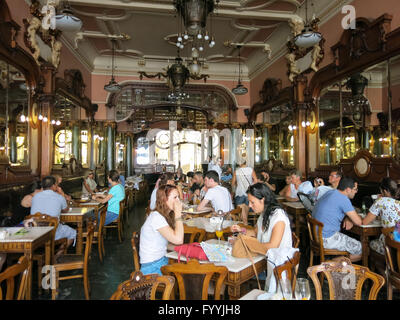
left=167, top=57, right=190, bottom=91
left=294, top=26, right=322, bottom=48
left=175, top=0, right=215, bottom=35
left=189, top=62, right=200, bottom=75
left=104, top=78, right=122, bottom=93
left=55, top=9, right=82, bottom=32
left=232, top=83, right=248, bottom=95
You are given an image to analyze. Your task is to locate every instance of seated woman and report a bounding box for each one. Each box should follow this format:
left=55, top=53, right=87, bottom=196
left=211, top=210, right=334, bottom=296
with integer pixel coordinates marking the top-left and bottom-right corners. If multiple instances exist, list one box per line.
left=82, top=171, right=98, bottom=196
left=139, top=184, right=184, bottom=275
left=230, top=183, right=293, bottom=290
left=93, top=170, right=125, bottom=225
left=279, top=174, right=292, bottom=197
left=53, top=174, right=72, bottom=202
left=362, top=177, right=400, bottom=255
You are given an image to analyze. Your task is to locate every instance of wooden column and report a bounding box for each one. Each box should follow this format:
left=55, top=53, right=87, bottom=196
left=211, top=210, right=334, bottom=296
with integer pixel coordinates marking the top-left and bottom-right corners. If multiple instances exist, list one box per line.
left=125, top=133, right=133, bottom=177
left=294, top=75, right=308, bottom=176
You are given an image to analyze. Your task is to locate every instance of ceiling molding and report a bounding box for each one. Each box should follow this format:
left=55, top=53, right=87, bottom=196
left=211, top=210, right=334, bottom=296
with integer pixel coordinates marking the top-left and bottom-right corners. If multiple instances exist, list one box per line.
left=60, top=35, right=94, bottom=72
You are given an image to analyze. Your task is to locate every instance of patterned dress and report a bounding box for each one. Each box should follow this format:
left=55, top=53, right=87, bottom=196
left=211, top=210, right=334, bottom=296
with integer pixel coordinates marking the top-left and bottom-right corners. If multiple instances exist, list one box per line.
left=369, top=197, right=400, bottom=254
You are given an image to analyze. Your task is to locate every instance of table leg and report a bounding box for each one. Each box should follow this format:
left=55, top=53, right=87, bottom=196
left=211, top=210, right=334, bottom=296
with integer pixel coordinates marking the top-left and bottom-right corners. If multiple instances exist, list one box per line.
left=24, top=250, right=33, bottom=300
left=76, top=220, right=83, bottom=255
left=227, top=284, right=241, bottom=300
left=361, top=233, right=369, bottom=267
left=45, top=238, right=52, bottom=266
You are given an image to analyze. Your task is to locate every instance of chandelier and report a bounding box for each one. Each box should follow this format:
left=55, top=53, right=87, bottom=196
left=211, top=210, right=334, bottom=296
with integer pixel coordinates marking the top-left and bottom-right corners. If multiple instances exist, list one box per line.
left=174, top=0, right=218, bottom=50
left=232, top=46, right=248, bottom=95
left=55, top=0, right=82, bottom=33
left=104, top=39, right=121, bottom=93
left=293, top=0, right=321, bottom=49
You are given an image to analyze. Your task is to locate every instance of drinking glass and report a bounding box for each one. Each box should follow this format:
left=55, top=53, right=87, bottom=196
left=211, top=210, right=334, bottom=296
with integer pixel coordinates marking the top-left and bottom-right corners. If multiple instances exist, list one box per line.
left=215, top=224, right=223, bottom=246
left=295, top=278, right=311, bottom=300
left=279, top=278, right=293, bottom=300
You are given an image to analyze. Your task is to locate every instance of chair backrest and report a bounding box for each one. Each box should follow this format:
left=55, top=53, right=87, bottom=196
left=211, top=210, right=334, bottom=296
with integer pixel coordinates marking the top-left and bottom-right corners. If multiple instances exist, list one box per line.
left=228, top=207, right=242, bottom=221
left=274, top=251, right=301, bottom=293
left=84, top=221, right=95, bottom=269
left=297, top=192, right=315, bottom=214
left=0, top=256, right=29, bottom=300
left=307, top=256, right=385, bottom=300
left=306, top=214, right=325, bottom=258
left=110, top=271, right=175, bottom=300
left=131, top=231, right=140, bottom=271
left=119, top=200, right=124, bottom=220
left=183, top=225, right=206, bottom=243
left=384, top=233, right=400, bottom=279
left=292, top=232, right=300, bottom=249
left=25, top=213, right=59, bottom=259
left=161, top=259, right=228, bottom=300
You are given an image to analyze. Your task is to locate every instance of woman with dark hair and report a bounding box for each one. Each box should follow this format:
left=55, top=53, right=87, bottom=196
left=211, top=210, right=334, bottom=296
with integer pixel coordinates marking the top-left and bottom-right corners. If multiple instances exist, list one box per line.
left=139, top=184, right=184, bottom=275
left=363, top=177, right=400, bottom=254
left=231, top=183, right=293, bottom=253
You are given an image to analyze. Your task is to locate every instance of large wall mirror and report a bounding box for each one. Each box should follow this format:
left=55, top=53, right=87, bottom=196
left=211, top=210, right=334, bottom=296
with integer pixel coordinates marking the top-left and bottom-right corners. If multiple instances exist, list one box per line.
left=0, top=60, right=29, bottom=166
left=318, top=57, right=397, bottom=165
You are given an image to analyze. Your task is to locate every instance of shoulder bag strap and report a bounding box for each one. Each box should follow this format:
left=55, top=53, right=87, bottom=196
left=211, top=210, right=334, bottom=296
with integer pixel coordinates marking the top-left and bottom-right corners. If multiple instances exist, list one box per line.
left=238, top=234, right=261, bottom=290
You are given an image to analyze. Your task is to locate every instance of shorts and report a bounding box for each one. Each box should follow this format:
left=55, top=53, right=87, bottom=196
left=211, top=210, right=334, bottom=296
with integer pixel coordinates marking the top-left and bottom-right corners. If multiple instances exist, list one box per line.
left=140, top=256, right=169, bottom=276
left=235, top=195, right=249, bottom=206
left=55, top=224, right=77, bottom=246
left=105, top=211, right=119, bottom=226
left=323, top=232, right=362, bottom=255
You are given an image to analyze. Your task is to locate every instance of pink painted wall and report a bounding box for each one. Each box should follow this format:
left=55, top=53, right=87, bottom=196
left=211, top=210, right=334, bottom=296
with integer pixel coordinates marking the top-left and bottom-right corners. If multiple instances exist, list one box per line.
left=6, top=0, right=31, bottom=54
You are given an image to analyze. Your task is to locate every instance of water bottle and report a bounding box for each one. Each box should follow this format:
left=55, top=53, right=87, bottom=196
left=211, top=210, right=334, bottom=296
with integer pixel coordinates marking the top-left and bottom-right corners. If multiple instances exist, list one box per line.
left=394, top=222, right=400, bottom=242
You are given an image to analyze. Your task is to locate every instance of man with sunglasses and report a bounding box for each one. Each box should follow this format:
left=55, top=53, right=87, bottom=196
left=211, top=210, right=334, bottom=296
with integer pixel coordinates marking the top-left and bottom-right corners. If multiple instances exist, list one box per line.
left=312, top=177, right=363, bottom=262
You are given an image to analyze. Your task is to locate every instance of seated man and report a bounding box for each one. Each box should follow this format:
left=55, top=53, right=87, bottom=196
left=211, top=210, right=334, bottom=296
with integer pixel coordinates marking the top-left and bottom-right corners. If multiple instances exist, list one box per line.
left=189, top=171, right=206, bottom=203
left=82, top=171, right=98, bottom=196
left=31, top=176, right=76, bottom=253
left=260, top=169, right=276, bottom=192
left=197, top=170, right=233, bottom=213
left=312, top=177, right=363, bottom=262
left=53, top=174, right=72, bottom=202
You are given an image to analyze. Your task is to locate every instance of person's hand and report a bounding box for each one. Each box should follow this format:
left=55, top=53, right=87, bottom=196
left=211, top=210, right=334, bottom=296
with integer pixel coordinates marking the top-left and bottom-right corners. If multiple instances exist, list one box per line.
left=173, top=198, right=183, bottom=218
left=230, top=224, right=242, bottom=233
left=194, top=189, right=200, bottom=196
left=265, top=173, right=270, bottom=182
left=343, top=219, right=353, bottom=230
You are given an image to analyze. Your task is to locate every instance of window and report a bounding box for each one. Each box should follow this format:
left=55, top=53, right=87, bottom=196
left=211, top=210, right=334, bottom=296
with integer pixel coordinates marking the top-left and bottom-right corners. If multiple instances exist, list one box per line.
left=136, top=137, right=149, bottom=165
left=54, top=129, right=72, bottom=164
left=81, top=130, right=88, bottom=166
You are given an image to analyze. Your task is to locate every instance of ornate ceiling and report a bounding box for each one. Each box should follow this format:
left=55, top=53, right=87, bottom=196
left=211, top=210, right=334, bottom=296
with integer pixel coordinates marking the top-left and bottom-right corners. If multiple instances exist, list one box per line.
left=46, top=0, right=351, bottom=81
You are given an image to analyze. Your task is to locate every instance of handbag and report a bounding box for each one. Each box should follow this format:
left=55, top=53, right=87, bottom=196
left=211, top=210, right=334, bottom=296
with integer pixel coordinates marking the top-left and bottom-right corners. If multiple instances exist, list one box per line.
left=231, top=234, right=263, bottom=290
left=174, top=242, right=209, bottom=263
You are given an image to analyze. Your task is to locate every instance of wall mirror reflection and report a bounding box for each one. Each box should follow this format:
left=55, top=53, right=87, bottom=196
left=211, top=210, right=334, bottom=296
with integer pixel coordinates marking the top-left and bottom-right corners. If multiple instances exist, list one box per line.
left=0, top=59, right=29, bottom=166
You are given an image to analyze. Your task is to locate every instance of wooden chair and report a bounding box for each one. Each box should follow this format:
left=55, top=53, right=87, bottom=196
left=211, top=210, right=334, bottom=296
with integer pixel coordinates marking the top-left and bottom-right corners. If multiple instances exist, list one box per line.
left=51, top=221, right=95, bottom=300
left=184, top=225, right=206, bottom=243
left=131, top=231, right=140, bottom=271
left=273, top=251, right=301, bottom=294
left=384, top=232, right=400, bottom=300
left=292, top=232, right=300, bottom=249
left=24, top=212, right=68, bottom=294
left=307, top=256, right=385, bottom=300
left=0, top=256, right=29, bottom=300
left=110, top=271, right=175, bottom=300
left=369, top=227, right=394, bottom=276
left=104, top=200, right=124, bottom=243
left=123, top=190, right=131, bottom=228
left=228, top=207, right=242, bottom=221
left=83, top=206, right=107, bottom=262
left=161, top=259, right=228, bottom=300
left=306, top=214, right=350, bottom=267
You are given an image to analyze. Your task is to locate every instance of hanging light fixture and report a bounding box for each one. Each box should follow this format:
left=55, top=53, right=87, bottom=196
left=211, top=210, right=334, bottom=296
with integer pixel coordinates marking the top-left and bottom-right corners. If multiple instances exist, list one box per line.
left=293, top=0, right=321, bottom=49
left=232, top=46, right=248, bottom=95
left=104, top=39, right=122, bottom=93
left=55, top=0, right=82, bottom=33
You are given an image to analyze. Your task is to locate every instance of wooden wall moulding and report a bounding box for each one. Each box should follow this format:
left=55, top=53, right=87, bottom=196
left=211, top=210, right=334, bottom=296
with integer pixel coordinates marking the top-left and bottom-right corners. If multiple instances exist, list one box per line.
left=339, top=149, right=400, bottom=183
left=248, top=78, right=294, bottom=122
left=309, top=14, right=398, bottom=99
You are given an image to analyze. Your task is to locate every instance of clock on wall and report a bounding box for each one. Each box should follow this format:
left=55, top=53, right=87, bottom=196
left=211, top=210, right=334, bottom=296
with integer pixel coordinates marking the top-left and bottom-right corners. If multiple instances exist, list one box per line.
left=354, top=157, right=370, bottom=177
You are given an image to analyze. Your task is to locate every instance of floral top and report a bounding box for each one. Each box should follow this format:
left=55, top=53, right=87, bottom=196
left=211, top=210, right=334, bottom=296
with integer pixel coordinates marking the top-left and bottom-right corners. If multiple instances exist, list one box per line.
left=369, top=197, right=400, bottom=228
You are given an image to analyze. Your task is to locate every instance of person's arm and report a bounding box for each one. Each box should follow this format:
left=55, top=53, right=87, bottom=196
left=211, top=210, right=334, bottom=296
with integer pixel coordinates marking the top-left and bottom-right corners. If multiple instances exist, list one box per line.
left=231, top=171, right=236, bottom=188
left=362, top=212, right=376, bottom=226
left=343, top=210, right=363, bottom=230
left=83, top=180, right=94, bottom=194
left=197, top=198, right=210, bottom=211
left=157, top=199, right=184, bottom=245
left=251, top=170, right=257, bottom=183
left=21, top=194, right=33, bottom=208
left=279, top=185, right=288, bottom=196
left=284, top=185, right=298, bottom=202
left=94, top=193, right=113, bottom=204
left=265, top=176, right=276, bottom=192
left=61, top=197, right=69, bottom=213
left=176, top=184, right=184, bottom=200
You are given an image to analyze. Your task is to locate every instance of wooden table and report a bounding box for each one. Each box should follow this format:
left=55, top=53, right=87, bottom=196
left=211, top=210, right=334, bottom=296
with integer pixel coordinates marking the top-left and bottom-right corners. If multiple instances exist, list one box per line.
left=166, top=239, right=267, bottom=300
left=60, top=207, right=95, bottom=255
left=275, top=195, right=286, bottom=204
left=0, top=226, right=54, bottom=300
left=346, top=218, right=382, bottom=267
left=282, top=201, right=307, bottom=237
left=182, top=206, right=213, bottom=218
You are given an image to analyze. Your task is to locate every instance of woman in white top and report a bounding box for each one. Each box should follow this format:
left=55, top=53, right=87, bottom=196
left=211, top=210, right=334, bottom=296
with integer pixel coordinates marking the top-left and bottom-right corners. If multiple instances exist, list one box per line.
left=140, top=184, right=184, bottom=275
left=231, top=160, right=257, bottom=224
left=82, top=171, right=98, bottom=195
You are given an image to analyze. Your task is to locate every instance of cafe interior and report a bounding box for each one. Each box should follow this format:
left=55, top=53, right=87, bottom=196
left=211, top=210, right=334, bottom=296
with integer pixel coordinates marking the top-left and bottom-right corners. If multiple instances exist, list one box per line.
left=1, top=0, right=400, bottom=301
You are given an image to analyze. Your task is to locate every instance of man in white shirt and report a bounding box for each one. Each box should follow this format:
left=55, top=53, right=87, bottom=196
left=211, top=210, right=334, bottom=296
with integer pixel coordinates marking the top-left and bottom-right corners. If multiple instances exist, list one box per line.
left=197, top=170, right=233, bottom=213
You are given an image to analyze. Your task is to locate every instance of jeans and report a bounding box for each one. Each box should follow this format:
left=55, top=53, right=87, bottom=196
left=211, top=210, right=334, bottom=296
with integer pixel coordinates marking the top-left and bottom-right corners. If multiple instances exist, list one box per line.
left=140, top=256, right=169, bottom=276
left=235, top=195, right=249, bottom=206
left=105, top=211, right=119, bottom=226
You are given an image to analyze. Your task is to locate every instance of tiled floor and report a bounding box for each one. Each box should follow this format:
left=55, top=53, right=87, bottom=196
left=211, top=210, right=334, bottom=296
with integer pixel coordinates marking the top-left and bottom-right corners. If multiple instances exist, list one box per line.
left=28, top=204, right=399, bottom=300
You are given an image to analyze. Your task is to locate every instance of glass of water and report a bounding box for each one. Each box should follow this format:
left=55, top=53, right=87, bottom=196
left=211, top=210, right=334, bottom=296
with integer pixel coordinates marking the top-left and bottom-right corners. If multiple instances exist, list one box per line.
left=279, top=278, right=293, bottom=300
left=295, top=278, right=311, bottom=300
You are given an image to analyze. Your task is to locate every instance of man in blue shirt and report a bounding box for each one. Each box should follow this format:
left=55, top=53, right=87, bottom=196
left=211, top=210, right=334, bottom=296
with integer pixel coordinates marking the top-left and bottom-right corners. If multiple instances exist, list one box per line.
left=312, top=177, right=363, bottom=262
left=31, top=176, right=77, bottom=252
